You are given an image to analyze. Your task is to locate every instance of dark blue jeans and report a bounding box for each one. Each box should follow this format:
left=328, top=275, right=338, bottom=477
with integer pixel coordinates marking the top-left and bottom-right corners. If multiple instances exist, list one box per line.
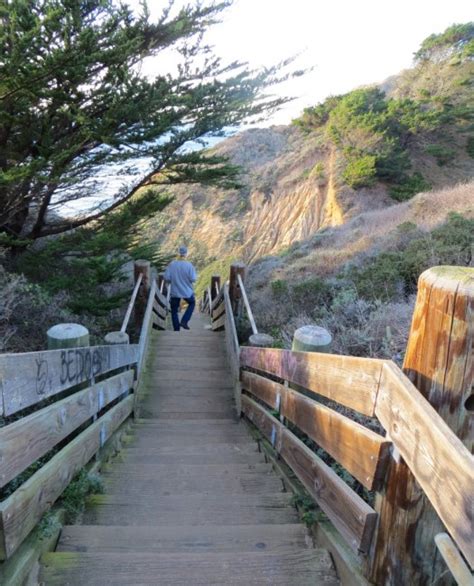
left=170, top=296, right=195, bottom=331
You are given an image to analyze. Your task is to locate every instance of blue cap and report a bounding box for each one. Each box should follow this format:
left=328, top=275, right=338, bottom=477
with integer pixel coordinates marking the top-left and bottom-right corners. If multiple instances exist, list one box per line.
left=178, top=245, right=188, bottom=256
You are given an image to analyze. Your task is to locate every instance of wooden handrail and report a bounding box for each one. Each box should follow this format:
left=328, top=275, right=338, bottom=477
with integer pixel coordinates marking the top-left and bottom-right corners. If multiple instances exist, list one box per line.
left=120, top=273, right=143, bottom=333
left=237, top=273, right=258, bottom=335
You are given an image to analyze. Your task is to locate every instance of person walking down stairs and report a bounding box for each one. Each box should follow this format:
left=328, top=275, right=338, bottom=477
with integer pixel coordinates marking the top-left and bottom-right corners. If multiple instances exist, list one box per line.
left=164, top=245, right=197, bottom=331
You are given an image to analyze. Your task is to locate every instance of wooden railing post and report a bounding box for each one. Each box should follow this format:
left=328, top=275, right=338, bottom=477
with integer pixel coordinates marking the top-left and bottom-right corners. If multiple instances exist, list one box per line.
left=211, top=275, right=221, bottom=302
left=134, top=260, right=150, bottom=330
left=229, top=262, right=246, bottom=316
left=369, top=266, right=474, bottom=585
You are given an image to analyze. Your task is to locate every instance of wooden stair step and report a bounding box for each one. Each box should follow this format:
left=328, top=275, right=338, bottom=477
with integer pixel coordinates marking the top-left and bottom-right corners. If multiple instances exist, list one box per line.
left=151, top=370, right=231, bottom=382
left=138, top=411, right=237, bottom=420
left=102, top=463, right=274, bottom=475
left=141, top=395, right=234, bottom=411
left=41, top=549, right=338, bottom=585
left=118, top=443, right=261, bottom=457
left=57, top=524, right=311, bottom=554
left=110, top=450, right=265, bottom=465
left=125, top=428, right=248, bottom=442
left=149, top=352, right=227, bottom=370
left=83, top=493, right=298, bottom=526
left=102, top=474, right=283, bottom=496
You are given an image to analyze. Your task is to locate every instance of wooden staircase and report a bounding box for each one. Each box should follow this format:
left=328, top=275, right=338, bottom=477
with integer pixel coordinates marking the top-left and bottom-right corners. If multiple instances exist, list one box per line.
left=40, top=313, right=339, bottom=585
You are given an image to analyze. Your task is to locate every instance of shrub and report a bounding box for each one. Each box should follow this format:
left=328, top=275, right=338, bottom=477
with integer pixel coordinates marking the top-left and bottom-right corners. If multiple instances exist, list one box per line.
left=389, top=173, right=432, bottom=201
left=425, top=144, right=456, bottom=165
left=291, top=277, right=331, bottom=309
left=271, top=279, right=289, bottom=298
left=467, top=136, right=474, bottom=157
left=342, top=155, right=377, bottom=188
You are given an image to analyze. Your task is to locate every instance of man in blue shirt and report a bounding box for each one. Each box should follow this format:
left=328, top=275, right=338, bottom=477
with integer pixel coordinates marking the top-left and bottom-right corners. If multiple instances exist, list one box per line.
left=163, top=246, right=197, bottom=331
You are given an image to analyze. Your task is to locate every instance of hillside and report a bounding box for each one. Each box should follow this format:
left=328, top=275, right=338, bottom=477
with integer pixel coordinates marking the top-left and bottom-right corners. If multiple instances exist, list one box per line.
left=143, top=24, right=473, bottom=286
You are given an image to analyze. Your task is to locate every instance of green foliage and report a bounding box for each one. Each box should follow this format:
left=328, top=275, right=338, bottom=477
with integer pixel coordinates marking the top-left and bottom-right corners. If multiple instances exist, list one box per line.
left=15, top=190, right=171, bottom=315
left=60, top=470, right=104, bottom=523
left=291, top=277, right=331, bottom=307
left=271, top=279, right=289, bottom=298
left=293, top=24, right=474, bottom=198
left=195, top=256, right=235, bottom=298
left=347, top=213, right=473, bottom=301
left=342, top=155, right=377, bottom=188
left=388, top=173, right=432, bottom=201
left=0, top=0, right=293, bottom=241
left=424, top=144, right=456, bottom=165
left=414, top=22, right=474, bottom=62
left=467, top=136, right=474, bottom=157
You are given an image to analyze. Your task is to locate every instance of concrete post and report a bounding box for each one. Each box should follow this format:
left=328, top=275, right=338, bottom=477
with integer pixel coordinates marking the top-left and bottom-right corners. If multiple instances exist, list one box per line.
left=47, top=323, right=89, bottom=350
left=249, top=333, right=275, bottom=347
left=104, top=331, right=130, bottom=345
left=292, top=325, right=332, bottom=353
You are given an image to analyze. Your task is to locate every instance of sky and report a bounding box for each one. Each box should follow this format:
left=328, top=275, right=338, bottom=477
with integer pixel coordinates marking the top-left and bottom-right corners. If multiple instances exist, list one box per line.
left=59, top=0, right=473, bottom=215
left=141, top=0, right=473, bottom=125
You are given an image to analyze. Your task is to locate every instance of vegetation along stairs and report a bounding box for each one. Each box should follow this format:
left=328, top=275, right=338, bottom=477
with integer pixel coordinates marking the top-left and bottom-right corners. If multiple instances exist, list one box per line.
left=40, top=311, right=339, bottom=585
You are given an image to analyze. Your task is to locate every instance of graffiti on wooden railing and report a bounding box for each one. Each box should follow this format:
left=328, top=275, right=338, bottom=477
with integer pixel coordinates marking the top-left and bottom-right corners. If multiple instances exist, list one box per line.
left=35, top=358, right=49, bottom=396
left=59, top=347, right=111, bottom=386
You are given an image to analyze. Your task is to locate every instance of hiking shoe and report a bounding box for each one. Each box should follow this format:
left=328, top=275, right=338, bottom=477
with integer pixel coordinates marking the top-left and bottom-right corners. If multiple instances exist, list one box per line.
left=180, top=322, right=190, bottom=330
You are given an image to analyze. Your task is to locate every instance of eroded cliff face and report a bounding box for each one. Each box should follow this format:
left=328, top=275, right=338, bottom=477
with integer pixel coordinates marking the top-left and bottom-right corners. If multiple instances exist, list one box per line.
left=145, top=126, right=358, bottom=265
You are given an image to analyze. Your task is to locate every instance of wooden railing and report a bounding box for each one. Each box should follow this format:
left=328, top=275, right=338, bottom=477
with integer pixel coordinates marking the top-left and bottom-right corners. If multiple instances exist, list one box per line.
left=0, top=261, right=169, bottom=562
left=206, top=263, right=474, bottom=585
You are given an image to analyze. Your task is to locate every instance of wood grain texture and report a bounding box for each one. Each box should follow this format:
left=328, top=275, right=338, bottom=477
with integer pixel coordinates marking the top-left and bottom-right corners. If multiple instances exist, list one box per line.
left=210, top=287, right=224, bottom=311
left=152, top=299, right=167, bottom=319
left=240, top=347, right=384, bottom=416
left=282, top=388, right=390, bottom=490
left=40, top=549, right=338, bottom=586
left=375, top=361, right=474, bottom=567
left=212, top=314, right=226, bottom=331
left=0, top=345, right=138, bottom=416
left=241, top=371, right=390, bottom=489
left=241, top=371, right=284, bottom=410
left=434, top=533, right=474, bottom=586
left=0, top=396, right=133, bottom=560
left=280, top=428, right=377, bottom=554
left=211, top=300, right=225, bottom=320
left=241, top=395, right=377, bottom=553
left=0, top=370, right=133, bottom=488
left=57, top=523, right=309, bottom=554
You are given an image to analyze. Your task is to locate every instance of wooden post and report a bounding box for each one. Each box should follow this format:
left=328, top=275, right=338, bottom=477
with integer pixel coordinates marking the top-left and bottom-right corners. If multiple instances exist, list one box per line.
left=134, top=260, right=150, bottom=330
left=229, top=262, right=246, bottom=316
left=292, top=325, right=332, bottom=353
left=47, top=323, right=89, bottom=350
left=211, top=275, right=221, bottom=302
left=249, top=333, right=274, bottom=347
left=369, top=266, right=474, bottom=585
left=158, top=272, right=167, bottom=296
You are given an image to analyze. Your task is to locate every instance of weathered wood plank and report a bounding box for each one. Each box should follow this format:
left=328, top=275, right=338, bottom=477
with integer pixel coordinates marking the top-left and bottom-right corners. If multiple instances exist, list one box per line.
left=210, top=288, right=224, bottom=311
left=211, top=300, right=225, bottom=320
left=153, top=299, right=167, bottom=319
left=120, top=274, right=142, bottom=334
left=435, top=533, right=474, bottom=586
left=0, top=345, right=138, bottom=416
left=241, top=395, right=377, bottom=553
left=375, top=361, right=474, bottom=567
left=153, top=314, right=167, bottom=330
left=0, top=370, right=134, bottom=489
left=212, top=314, right=226, bottom=331
left=282, top=388, right=391, bottom=490
left=241, top=371, right=283, bottom=410
left=41, top=549, right=338, bottom=586
left=154, top=287, right=168, bottom=309
left=0, top=396, right=133, bottom=560
left=240, top=347, right=383, bottom=416
left=280, top=426, right=377, bottom=554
